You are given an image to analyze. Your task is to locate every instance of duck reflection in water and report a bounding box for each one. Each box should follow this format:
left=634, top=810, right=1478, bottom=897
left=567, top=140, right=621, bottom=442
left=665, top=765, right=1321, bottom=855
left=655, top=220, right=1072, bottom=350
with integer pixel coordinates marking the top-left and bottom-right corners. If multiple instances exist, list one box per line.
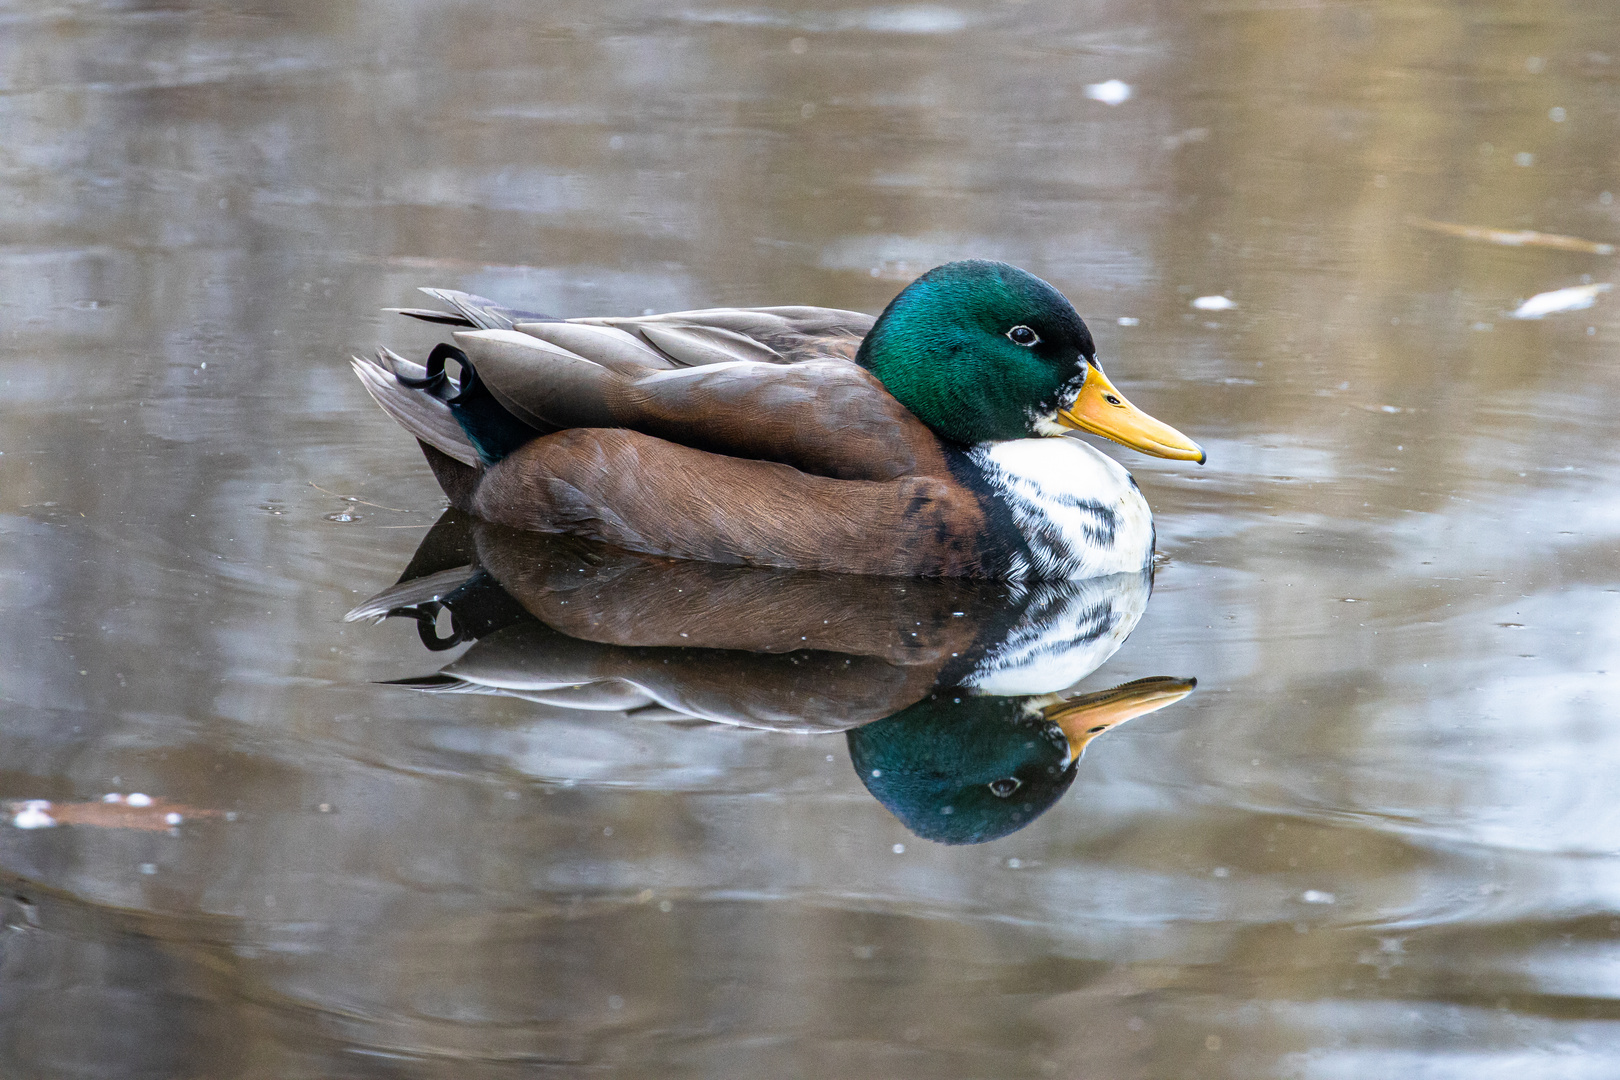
left=349, top=513, right=1196, bottom=843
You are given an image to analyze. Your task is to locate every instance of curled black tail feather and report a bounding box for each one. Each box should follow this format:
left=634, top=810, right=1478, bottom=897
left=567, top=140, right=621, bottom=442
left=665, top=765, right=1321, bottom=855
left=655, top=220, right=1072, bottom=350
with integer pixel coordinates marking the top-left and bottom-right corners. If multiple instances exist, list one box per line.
left=410, top=344, right=546, bottom=465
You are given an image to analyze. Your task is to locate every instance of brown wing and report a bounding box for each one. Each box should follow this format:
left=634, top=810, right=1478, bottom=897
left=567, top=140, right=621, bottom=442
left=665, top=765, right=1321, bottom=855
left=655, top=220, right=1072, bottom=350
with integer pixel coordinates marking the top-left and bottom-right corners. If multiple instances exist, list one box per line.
left=470, top=427, right=989, bottom=577
left=455, top=330, right=947, bottom=482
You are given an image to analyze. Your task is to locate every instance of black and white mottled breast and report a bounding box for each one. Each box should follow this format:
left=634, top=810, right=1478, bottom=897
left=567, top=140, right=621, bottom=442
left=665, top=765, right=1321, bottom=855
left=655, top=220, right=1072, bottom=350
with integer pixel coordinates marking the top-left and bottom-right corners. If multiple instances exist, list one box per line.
left=967, top=438, right=1156, bottom=580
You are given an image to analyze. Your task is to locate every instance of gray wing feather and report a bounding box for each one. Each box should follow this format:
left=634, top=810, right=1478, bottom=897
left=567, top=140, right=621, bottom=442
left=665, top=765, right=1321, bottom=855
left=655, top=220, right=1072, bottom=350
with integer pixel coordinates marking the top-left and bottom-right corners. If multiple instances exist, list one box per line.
left=638, top=323, right=784, bottom=366
left=512, top=321, right=675, bottom=374
left=575, top=306, right=874, bottom=365
left=365, top=293, right=883, bottom=475
left=453, top=330, right=618, bottom=430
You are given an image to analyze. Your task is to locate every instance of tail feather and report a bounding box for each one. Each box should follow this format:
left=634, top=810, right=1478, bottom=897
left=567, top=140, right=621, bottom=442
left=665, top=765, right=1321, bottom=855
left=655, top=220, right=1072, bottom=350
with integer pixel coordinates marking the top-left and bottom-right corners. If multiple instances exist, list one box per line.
left=414, top=288, right=558, bottom=331
left=351, top=352, right=480, bottom=467
left=383, top=307, right=477, bottom=328
left=378, top=345, right=427, bottom=381
left=344, top=565, right=480, bottom=623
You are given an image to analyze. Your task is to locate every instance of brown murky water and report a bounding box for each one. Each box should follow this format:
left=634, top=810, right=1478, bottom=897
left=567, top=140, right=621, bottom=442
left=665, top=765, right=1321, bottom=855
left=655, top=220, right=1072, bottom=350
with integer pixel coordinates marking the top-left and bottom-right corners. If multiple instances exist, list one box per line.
left=4, top=1, right=1620, bottom=1076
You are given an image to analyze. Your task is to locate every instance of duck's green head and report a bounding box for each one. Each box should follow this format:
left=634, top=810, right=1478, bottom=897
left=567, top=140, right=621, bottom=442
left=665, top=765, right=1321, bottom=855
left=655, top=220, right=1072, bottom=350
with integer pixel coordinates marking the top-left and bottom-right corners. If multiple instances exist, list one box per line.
left=856, top=260, right=1204, bottom=460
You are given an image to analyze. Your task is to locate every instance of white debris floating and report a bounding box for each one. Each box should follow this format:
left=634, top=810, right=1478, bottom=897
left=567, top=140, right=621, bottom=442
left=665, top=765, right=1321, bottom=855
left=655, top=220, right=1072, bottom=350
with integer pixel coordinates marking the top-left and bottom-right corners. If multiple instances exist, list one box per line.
left=1192, top=295, right=1237, bottom=311
left=1511, top=282, right=1612, bottom=319
left=1084, top=79, right=1132, bottom=106
left=13, top=801, right=56, bottom=829
left=1301, top=889, right=1337, bottom=904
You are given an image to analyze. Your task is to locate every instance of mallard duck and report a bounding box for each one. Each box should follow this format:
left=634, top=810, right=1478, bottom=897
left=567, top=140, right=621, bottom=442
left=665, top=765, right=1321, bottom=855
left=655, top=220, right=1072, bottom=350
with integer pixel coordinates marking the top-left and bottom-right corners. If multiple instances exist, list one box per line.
left=353, top=260, right=1203, bottom=580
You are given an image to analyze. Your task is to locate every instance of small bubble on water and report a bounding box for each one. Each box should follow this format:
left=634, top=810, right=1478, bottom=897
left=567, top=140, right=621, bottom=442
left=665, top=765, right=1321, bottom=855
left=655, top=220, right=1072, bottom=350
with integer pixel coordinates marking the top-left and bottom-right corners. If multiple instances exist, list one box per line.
left=892, top=843, right=905, bottom=854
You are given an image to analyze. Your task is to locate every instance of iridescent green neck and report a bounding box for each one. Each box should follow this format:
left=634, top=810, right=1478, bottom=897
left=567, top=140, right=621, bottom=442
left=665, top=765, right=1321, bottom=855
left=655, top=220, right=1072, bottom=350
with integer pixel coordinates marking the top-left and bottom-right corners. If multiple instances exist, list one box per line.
left=855, top=260, right=1092, bottom=445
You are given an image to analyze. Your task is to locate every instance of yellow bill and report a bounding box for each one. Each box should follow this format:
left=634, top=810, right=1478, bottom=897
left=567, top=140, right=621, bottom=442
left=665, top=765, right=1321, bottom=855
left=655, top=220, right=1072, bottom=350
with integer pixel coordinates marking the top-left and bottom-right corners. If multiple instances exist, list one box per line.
left=1055, top=365, right=1205, bottom=463
left=1042, top=675, right=1197, bottom=762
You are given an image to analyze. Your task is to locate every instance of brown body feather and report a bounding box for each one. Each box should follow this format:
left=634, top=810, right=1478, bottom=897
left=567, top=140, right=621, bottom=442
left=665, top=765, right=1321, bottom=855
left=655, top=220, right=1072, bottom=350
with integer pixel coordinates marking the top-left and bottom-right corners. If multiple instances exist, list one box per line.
left=470, top=427, right=987, bottom=575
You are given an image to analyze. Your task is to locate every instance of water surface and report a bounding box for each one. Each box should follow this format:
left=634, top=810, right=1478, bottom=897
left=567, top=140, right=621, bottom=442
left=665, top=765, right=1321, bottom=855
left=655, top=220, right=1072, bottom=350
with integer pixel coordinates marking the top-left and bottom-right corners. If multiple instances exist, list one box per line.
left=3, top=0, right=1620, bottom=1076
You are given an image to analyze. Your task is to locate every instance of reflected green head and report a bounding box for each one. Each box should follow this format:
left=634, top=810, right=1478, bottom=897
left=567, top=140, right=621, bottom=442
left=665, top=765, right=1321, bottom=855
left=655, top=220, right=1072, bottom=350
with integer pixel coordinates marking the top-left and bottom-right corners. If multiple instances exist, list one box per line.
left=847, top=692, right=1077, bottom=845
left=856, top=260, right=1096, bottom=444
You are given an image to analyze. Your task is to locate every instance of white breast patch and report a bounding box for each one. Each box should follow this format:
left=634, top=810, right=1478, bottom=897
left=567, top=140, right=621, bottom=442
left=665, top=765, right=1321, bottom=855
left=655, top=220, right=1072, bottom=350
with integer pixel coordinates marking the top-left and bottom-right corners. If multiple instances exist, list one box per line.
left=970, top=437, right=1155, bottom=579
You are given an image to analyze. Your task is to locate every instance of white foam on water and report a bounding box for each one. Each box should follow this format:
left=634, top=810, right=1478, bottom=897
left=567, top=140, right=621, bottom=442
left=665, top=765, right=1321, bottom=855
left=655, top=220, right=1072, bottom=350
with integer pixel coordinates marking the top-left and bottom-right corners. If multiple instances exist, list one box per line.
left=1511, top=282, right=1612, bottom=319
left=12, top=801, right=55, bottom=829
left=1084, top=79, right=1132, bottom=105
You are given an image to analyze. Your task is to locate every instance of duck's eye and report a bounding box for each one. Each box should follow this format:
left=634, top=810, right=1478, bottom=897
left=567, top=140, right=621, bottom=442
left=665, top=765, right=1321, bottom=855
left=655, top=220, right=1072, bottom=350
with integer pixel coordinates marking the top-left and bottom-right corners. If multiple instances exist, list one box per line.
left=988, top=777, right=1022, bottom=798
left=1006, top=325, right=1040, bottom=347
